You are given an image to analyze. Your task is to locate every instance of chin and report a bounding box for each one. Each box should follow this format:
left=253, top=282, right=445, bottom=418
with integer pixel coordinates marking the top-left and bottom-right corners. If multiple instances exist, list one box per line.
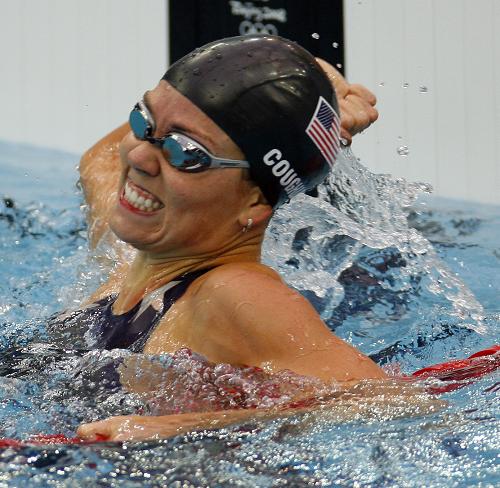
left=109, top=210, right=153, bottom=249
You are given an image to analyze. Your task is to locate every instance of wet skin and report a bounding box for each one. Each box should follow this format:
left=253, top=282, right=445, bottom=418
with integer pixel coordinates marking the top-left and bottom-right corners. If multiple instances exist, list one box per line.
left=76, top=64, right=385, bottom=441
left=90, top=79, right=385, bottom=382
left=110, top=81, right=261, bottom=257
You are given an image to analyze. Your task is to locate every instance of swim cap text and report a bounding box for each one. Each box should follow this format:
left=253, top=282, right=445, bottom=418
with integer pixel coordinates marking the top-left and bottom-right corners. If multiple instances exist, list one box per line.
left=263, top=149, right=306, bottom=199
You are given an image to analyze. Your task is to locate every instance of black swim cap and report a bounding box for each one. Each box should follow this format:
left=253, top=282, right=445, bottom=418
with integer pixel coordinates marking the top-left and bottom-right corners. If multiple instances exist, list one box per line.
left=162, top=35, right=340, bottom=208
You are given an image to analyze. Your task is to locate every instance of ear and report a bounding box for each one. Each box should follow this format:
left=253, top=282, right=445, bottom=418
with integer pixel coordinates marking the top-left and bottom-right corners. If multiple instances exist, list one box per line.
left=238, top=185, right=273, bottom=228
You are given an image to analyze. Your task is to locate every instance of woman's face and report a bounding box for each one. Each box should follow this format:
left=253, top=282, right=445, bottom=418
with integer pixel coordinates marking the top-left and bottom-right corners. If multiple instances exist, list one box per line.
left=109, top=80, right=254, bottom=257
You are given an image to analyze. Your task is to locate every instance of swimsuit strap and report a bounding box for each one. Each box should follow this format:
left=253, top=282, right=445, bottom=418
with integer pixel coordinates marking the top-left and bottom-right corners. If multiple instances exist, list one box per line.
left=128, top=269, right=209, bottom=352
left=62, top=269, right=211, bottom=351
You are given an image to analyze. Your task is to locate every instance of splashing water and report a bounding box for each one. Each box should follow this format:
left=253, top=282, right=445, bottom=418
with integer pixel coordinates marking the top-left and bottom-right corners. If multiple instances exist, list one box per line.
left=0, top=141, right=498, bottom=486
left=265, top=148, right=484, bottom=326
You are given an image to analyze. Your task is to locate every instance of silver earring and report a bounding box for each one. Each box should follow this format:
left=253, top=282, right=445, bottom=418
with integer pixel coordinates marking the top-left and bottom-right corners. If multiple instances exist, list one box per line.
left=242, top=218, right=253, bottom=233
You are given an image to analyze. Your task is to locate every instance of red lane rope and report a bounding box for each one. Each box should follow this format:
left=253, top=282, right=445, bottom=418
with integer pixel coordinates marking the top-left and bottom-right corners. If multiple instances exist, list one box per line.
left=0, top=434, right=109, bottom=449
left=286, top=345, right=500, bottom=408
left=1, top=346, right=498, bottom=448
left=411, top=345, right=500, bottom=394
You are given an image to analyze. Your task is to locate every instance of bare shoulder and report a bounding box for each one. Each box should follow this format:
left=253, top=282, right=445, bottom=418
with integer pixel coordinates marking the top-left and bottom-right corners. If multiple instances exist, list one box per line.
left=186, top=262, right=386, bottom=381
left=195, top=262, right=283, bottom=291
left=190, top=262, right=325, bottom=341
left=191, top=262, right=303, bottom=311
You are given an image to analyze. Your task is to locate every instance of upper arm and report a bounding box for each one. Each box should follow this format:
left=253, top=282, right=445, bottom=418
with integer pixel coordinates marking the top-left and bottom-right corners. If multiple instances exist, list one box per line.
left=193, top=268, right=387, bottom=383
left=79, top=122, right=129, bottom=248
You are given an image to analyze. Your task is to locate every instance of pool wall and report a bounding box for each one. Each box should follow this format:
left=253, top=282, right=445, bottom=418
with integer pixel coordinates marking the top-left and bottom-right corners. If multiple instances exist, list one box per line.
left=0, top=0, right=168, bottom=155
left=344, top=0, right=500, bottom=205
left=0, top=0, right=499, bottom=205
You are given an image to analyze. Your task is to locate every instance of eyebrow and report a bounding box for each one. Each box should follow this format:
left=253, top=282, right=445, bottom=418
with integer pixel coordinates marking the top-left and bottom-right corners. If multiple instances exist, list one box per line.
left=141, top=91, right=219, bottom=153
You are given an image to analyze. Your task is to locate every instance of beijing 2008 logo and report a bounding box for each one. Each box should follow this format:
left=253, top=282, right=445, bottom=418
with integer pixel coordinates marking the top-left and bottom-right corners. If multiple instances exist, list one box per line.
left=228, top=1, right=287, bottom=36
left=238, top=20, right=278, bottom=35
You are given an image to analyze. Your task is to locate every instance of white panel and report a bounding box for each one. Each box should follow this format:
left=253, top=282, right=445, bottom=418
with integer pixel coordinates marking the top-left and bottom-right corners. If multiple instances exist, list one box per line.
left=344, top=0, right=500, bottom=204
left=76, top=0, right=110, bottom=149
left=462, top=0, right=496, bottom=203
left=344, top=0, right=377, bottom=160
left=403, top=0, right=437, bottom=187
left=371, top=0, right=407, bottom=178
left=433, top=0, right=468, bottom=199
left=0, top=0, right=167, bottom=155
left=47, top=0, right=79, bottom=151
left=2, top=0, right=498, bottom=203
left=495, top=1, right=500, bottom=201
left=1, top=2, right=25, bottom=140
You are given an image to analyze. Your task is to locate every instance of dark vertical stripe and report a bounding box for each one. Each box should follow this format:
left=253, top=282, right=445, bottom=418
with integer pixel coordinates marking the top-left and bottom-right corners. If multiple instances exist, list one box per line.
left=168, top=0, right=345, bottom=73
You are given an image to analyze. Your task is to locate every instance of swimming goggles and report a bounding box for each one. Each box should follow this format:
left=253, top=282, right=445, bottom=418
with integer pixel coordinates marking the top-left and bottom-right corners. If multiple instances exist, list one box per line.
left=129, top=100, right=250, bottom=172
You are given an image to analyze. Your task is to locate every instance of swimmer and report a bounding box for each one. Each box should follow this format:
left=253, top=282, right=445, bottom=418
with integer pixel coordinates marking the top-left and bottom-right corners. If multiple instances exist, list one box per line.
left=71, top=35, right=382, bottom=442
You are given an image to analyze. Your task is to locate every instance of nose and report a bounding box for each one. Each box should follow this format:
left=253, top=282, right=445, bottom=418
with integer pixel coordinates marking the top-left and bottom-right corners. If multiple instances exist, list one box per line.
left=125, top=139, right=163, bottom=177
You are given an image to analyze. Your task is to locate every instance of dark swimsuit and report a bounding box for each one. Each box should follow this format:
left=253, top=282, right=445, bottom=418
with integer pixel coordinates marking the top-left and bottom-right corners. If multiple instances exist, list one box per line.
left=47, top=269, right=209, bottom=352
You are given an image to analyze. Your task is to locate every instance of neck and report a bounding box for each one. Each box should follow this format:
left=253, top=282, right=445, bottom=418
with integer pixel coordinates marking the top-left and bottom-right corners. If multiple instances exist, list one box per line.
left=116, top=233, right=263, bottom=308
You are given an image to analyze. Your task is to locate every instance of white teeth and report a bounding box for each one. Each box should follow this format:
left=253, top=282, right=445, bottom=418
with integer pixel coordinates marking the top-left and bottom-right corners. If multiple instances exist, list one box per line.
left=123, top=180, right=161, bottom=212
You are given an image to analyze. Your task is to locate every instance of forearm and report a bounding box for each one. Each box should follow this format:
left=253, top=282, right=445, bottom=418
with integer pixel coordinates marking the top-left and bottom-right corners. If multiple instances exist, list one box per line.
left=77, top=406, right=305, bottom=442
left=77, top=379, right=446, bottom=443
left=154, top=408, right=293, bottom=436
left=315, top=58, right=378, bottom=144
left=79, top=123, right=129, bottom=247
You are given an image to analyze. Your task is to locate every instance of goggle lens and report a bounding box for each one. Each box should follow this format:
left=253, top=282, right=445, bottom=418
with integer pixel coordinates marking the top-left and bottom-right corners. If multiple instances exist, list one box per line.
left=162, top=138, right=208, bottom=171
left=129, top=107, right=151, bottom=140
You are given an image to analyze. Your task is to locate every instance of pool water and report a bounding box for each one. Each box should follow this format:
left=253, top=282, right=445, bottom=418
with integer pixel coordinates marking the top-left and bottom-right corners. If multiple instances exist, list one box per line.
left=0, top=140, right=498, bottom=487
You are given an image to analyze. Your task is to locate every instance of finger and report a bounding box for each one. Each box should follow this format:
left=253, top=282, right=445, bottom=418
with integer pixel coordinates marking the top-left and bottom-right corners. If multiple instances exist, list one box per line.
left=340, top=128, right=352, bottom=146
left=347, top=95, right=378, bottom=127
left=343, top=96, right=379, bottom=134
left=76, top=422, right=109, bottom=440
left=348, top=84, right=377, bottom=106
left=338, top=100, right=355, bottom=130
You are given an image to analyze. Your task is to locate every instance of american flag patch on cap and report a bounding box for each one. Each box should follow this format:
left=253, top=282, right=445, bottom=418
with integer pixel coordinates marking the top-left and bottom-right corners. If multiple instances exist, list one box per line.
left=305, top=96, right=341, bottom=168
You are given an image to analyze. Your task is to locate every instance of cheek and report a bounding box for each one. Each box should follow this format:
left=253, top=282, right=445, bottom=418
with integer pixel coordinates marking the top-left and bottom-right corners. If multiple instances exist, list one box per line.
left=164, top=173, right=245, bottom=228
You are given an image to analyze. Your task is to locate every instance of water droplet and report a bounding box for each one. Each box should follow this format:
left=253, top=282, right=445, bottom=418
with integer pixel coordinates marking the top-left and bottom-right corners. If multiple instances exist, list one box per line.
left=397, top=145, right=409, bottom=156
left=332, top=42, right=339, bottom=48
left=311, top=33, right=320, bottom=40
left=379, top=82, right=385, bottom=87
left=419, top=85, right=428, bottom=93
left=192, top=68, right=201, bottom=76
left=216, top=53, right=222, bottom=60
left=402, top=82, right=409, bottom=88
left=336, top=63, right=343, bottom=69
left=247, top=51, right=253, bottom=57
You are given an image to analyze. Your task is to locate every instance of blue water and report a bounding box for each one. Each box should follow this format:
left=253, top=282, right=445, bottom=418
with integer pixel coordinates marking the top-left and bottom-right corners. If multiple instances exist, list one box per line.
left=0, top=139, right=498, bottom=487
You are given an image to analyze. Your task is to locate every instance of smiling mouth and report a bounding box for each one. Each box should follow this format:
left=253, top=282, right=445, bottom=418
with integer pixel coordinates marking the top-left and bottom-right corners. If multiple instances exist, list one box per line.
left=121, top=179, right=164, bottom=213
